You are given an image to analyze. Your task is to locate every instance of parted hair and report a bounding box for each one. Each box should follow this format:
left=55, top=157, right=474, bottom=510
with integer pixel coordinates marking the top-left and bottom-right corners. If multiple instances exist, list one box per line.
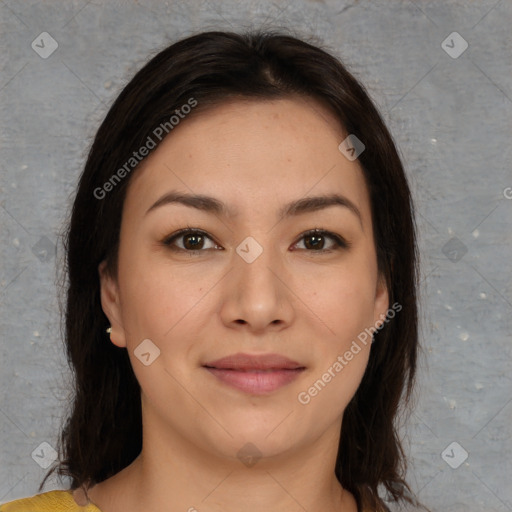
left=41, top=29, right=426, bottom=512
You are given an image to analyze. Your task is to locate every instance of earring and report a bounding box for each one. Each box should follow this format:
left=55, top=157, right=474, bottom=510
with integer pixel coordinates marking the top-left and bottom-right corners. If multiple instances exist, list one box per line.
left=106, top=326, right=112, bottom=334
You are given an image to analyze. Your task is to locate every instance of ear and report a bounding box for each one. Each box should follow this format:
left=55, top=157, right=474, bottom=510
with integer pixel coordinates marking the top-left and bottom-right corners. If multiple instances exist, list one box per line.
left=373, top=272, right=390, bottom=329
left=98, top=260, right=127, bottom=348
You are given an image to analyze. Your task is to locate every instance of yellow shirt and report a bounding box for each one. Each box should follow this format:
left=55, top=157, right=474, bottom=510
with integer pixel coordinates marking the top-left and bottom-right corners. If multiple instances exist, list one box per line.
left=0, top=490, right=102, bottom=512
left=1, top=489, right=377, bottom=511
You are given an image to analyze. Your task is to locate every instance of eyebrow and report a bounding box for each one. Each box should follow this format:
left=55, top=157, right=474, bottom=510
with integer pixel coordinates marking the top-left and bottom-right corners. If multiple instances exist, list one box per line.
left=145, top=191, right=363, bottom=226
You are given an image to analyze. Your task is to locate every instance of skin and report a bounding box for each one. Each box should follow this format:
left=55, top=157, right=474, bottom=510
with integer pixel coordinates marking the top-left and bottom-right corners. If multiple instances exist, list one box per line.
left=90, top=97, right=389, bottom=512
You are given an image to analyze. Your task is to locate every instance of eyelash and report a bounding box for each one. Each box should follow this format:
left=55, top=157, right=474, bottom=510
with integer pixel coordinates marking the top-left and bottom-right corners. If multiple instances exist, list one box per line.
left=160, top=227, right=351, bottom=254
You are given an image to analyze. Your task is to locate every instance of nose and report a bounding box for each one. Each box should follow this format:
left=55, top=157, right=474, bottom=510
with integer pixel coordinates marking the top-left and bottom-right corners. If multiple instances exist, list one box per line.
left=219, top=239, right=295, bottom=334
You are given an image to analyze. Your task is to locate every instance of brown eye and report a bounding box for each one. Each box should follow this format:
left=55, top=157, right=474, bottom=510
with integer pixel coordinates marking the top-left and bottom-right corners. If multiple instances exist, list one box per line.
left=303, top=233, right=326, bottom=250
left=293, top=229, right=350, bottom=252
left=162, top=229, right=220, bottom=252
left=182, top=232, right=205, bottom=250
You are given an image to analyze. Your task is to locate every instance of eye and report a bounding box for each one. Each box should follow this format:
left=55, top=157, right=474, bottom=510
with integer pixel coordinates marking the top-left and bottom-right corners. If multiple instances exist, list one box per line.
left=161, top=228, right=221, bottom=253
left=161, top=227, right=350, bottom=254
left=292, top=228, right=350, bottom=253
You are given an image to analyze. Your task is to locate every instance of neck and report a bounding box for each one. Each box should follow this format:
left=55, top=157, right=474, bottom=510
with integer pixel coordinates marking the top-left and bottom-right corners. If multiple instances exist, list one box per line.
left=86, top=402, right=357, bottom=512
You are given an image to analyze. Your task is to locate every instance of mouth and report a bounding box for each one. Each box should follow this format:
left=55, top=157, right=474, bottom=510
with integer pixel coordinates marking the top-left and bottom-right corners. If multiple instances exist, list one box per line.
left=203, top=353, right=306, bottom=395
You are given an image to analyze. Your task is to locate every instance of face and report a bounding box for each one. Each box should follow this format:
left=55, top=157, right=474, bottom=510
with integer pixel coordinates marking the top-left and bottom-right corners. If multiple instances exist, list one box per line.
left=99, top=97, right=389, bottom=463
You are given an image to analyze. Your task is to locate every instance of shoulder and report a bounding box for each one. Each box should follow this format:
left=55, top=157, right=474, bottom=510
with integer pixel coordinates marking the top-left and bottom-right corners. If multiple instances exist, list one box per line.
left=0, top=490, right=102, bottom=512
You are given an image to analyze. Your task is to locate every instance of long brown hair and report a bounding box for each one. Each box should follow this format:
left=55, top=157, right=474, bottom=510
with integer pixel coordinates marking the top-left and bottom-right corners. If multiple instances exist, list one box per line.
left=42, top=29, right=426, bottom=512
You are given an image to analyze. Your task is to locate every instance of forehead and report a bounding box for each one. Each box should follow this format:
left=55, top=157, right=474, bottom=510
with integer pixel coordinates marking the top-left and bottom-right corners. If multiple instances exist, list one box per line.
left=124, top=97, right=372, bottom=226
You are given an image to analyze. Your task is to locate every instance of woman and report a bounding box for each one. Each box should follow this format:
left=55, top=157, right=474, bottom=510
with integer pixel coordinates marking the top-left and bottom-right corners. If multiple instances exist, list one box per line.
left=1, top=30, right=427, bottom=512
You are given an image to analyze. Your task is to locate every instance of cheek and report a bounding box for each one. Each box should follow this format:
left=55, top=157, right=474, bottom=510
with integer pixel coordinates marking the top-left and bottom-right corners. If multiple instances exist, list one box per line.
left=299, top=345, right=370, bottom=425
left=298, top=262, right=378, bottom=342
left=118, top=268, right=210, bottom=397
left=118, top=251, right=217, bottom=349
left=296, top=272, right=374, bottom=418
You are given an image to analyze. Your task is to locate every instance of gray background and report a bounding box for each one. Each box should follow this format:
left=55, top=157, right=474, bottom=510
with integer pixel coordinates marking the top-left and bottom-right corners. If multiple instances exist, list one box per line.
left=1, top=1, right=511, bottom=511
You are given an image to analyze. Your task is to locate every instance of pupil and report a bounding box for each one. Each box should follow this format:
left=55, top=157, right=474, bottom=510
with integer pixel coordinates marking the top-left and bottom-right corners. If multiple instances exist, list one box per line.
left=185, top=234, right=203, bottom=250
left=306, top=235, right=323, bottom=250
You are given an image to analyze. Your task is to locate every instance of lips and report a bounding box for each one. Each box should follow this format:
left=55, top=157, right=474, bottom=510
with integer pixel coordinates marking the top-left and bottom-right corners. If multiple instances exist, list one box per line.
left=204, top=353, right=304, bottom=371
left=203, top=353, right=306, bottom=394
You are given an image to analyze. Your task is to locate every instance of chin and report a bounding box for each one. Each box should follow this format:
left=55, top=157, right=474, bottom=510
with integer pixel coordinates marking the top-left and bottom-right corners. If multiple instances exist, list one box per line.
left=226, top=418, right=305, bottom=455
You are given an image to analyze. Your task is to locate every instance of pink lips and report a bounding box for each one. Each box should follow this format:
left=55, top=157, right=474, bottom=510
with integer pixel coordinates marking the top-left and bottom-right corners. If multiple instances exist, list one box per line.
left=203, top=353, right=306, bottom=395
